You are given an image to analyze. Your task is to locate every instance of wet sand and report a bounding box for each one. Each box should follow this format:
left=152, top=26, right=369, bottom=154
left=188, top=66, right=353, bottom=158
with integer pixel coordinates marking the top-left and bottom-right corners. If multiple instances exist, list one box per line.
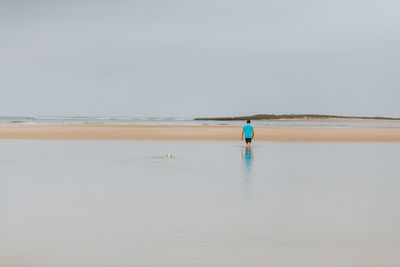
left=1, top=124, right=400, bottom=141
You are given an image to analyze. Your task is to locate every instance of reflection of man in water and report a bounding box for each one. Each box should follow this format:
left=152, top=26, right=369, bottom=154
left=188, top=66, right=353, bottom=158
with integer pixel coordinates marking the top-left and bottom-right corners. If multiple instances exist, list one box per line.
left=244, top=146, right=253, bottom=170
left=241, top=146, right=253, bottom=197
left=242, top=120, right=255, bottom=147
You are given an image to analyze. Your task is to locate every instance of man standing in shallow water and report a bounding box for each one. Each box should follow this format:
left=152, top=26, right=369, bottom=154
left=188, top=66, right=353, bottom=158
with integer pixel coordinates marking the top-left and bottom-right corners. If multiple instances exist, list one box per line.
left=242, top=120, right=255, bottom=147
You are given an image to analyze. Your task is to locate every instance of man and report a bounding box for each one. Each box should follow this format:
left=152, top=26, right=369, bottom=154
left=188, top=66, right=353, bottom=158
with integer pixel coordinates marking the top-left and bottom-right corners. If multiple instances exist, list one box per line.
left=242, top=120, right=254, bottom=147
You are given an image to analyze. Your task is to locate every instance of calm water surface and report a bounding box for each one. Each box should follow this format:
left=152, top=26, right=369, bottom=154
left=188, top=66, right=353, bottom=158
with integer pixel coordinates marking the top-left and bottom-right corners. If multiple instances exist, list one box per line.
left=1, top=140, right=400, bottom=266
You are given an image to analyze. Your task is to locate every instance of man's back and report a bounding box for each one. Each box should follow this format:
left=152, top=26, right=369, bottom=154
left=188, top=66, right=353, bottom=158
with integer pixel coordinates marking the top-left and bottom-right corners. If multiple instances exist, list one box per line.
left=243, top=124, right=254, bottom=138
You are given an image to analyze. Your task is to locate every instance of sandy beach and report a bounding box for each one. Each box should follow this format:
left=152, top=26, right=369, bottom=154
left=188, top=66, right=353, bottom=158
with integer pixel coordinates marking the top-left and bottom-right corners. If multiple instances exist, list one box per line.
left=1, top=124, right=400, bottom=142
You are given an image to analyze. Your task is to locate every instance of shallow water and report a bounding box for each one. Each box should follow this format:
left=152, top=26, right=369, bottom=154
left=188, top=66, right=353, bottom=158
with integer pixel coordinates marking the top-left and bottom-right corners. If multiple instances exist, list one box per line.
left=1, top=140, right=400, bottom=266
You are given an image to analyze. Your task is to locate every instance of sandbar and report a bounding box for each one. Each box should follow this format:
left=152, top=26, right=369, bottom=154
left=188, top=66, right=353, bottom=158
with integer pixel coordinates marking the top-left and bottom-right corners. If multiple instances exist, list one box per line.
left=0, top=124, right=400, bottom=142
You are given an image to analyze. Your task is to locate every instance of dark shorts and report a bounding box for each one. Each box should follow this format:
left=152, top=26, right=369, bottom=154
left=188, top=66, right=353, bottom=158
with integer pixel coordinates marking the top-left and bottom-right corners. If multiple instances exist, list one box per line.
left=245, top=138, right=252, bottom=143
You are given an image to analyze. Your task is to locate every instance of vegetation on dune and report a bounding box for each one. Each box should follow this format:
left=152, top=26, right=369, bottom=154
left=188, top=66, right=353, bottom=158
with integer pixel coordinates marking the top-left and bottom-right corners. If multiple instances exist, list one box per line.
left=194, top=114, right=400, bottom=121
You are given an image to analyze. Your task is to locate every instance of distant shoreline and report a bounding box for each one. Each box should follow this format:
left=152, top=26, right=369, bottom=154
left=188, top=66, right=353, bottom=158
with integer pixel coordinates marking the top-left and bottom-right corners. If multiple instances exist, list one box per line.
left=194, top=114, right=400, bottom=121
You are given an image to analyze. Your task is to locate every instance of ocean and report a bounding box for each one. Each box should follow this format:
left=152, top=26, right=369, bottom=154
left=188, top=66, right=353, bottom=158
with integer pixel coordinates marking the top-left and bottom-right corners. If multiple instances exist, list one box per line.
left=1, top=140, right=400, bottom=266
left=1, top=116, right=400, bottom=128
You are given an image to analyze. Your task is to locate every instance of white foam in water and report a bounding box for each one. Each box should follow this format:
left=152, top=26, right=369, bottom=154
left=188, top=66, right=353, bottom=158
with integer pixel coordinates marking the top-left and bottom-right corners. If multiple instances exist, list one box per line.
left=1, top=140, right=400, bottom=266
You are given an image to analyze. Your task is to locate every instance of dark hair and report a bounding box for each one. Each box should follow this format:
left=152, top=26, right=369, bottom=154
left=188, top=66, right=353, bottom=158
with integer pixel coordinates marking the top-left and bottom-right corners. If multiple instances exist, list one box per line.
left=247, top=120, right=251, bottom=123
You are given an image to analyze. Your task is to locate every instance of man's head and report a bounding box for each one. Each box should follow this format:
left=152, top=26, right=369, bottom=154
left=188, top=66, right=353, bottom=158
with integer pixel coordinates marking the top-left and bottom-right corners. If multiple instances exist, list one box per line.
left=247, top=120, right=251, bottom=124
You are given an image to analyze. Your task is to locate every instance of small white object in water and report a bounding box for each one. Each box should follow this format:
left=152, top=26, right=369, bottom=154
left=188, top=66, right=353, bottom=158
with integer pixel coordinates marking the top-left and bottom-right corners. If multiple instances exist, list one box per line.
left=166, top=153, right=173, bottom=158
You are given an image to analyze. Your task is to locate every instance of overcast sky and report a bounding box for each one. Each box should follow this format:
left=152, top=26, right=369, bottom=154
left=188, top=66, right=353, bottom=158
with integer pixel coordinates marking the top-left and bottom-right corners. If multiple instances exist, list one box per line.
left=1, top=0, right=399, bottom=117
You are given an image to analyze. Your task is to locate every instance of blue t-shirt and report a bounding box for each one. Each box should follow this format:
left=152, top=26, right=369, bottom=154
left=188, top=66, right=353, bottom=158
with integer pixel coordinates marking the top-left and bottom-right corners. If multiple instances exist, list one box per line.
left=243, top=124, right=254, bottom=138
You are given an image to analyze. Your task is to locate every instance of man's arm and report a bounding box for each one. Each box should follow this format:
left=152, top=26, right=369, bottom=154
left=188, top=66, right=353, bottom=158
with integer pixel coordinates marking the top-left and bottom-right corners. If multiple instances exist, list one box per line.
left=242, top=130, right=244, bottom=140
left=252, top=130, right=255, bottom=139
